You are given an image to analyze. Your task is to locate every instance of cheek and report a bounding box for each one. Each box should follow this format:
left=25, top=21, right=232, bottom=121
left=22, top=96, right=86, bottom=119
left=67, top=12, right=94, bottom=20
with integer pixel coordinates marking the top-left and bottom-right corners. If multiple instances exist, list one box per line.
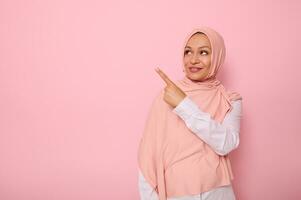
left=207, top=57, right=212, bottom=65
left=202, top=57, right=211, bottom=65
left=204, top=67, right=210, bottom=74
left=183, top=57, right=189, bottom=65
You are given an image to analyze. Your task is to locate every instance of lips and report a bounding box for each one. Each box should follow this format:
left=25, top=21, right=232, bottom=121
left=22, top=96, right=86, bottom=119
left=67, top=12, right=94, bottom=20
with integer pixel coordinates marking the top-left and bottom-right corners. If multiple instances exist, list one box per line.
left=188, top=66, right=203, bottom=73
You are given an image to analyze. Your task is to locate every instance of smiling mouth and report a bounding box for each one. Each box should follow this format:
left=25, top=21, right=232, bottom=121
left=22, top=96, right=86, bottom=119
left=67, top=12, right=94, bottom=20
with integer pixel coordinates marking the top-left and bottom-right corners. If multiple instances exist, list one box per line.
left=189, top=67, right=203, bottom=73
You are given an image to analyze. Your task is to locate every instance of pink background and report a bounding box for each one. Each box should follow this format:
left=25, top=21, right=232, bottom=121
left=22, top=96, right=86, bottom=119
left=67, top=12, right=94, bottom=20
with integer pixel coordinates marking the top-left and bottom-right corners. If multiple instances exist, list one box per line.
left=1, top=0, right=300, bottom=199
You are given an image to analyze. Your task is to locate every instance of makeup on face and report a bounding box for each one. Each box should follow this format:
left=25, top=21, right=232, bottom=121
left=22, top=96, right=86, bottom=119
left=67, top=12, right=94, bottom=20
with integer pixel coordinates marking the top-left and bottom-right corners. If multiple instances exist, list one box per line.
left=188, top=66, right=204, bottom=73
left=183, top=33, right=212, bottom=81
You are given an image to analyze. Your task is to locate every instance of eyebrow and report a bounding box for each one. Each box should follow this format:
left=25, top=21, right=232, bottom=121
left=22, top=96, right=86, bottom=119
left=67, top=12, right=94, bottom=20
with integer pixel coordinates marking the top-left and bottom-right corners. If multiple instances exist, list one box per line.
left=185, top=45, right=211, bottom=49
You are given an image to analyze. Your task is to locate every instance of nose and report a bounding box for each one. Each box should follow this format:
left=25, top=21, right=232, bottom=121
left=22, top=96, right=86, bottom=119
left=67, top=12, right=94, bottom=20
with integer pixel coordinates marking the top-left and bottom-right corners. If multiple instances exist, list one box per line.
left=190, top=53, right=200, bottom=64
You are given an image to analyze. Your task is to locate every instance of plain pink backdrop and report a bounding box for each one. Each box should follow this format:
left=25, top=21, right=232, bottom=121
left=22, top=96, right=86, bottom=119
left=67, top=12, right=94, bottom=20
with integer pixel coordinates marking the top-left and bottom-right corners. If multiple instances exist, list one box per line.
left=1, top=0, right=300, bottom=199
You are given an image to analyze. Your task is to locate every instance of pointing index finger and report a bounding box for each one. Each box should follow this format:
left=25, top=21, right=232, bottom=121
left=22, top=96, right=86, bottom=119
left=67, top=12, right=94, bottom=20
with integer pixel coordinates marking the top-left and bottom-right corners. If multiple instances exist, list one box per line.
left=155, top=67, right=174, bottom=86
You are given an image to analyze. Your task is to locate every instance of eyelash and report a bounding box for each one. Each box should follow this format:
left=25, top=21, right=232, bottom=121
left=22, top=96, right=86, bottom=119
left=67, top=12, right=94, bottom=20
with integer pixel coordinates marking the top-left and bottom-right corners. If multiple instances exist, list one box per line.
left=184, top=50, right=208, bottom=55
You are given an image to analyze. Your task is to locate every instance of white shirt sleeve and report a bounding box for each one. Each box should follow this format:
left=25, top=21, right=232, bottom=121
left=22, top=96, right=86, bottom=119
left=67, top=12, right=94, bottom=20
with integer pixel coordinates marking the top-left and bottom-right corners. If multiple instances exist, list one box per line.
left=172, top=96, right=242, bottom=156
left=137, top=97, right=242, bottom=199
left=138, top=168, right=159, bottom=200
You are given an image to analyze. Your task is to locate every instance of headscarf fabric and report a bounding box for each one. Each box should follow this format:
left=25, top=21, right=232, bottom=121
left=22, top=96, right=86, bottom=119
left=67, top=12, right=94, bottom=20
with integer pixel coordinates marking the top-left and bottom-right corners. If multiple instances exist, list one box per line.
left=137, top=26, right=242, bottom=200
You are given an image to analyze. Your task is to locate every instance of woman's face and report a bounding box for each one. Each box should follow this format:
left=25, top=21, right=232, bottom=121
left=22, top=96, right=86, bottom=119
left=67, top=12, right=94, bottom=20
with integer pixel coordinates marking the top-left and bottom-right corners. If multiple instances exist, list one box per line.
left=183, top=33, right=212, bottom=82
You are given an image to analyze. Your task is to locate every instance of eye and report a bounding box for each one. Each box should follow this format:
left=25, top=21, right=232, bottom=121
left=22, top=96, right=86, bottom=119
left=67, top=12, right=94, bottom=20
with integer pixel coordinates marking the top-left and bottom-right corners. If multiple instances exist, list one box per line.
left=200, top=50, right=208, bottom=55
left=184, top=50, right=191, bottom=55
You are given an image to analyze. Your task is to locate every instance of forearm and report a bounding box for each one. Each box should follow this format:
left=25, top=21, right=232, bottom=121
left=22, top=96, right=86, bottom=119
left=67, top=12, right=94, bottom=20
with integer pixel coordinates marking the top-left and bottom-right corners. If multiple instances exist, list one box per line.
left=172, top=96, right=242, bottom=156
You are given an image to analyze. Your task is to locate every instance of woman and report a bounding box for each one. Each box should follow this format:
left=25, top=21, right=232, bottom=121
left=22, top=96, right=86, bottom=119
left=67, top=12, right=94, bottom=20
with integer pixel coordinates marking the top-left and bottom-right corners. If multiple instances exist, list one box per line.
left=137, top=26, right=243, bottom=200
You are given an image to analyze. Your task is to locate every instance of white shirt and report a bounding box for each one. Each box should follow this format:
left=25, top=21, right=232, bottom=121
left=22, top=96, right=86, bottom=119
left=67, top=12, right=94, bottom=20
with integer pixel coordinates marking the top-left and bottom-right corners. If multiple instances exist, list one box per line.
left=138, top=96, right=242, bottom=200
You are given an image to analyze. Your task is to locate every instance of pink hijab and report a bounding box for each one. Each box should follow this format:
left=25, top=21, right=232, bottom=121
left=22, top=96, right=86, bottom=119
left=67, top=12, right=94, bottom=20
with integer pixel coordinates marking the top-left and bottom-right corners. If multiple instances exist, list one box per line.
left=137, top=26, right=242, bottom=200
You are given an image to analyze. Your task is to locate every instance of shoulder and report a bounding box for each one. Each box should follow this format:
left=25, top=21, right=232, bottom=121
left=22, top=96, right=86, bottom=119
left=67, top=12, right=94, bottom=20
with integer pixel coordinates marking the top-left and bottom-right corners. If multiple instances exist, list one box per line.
left=226, top=89, right=243, bottom=102
left=229, top=99, right=242, bottom=115
left=231, top=99, right=242, bottom=106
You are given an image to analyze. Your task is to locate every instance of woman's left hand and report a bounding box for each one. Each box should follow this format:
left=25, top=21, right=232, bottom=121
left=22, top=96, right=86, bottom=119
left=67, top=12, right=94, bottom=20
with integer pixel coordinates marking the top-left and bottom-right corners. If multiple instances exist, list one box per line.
left=155, top=67, right=187, bottom=108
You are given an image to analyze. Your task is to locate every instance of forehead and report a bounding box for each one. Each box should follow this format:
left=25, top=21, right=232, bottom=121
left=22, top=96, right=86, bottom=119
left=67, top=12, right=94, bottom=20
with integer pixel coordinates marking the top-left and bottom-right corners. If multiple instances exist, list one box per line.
left=185, top=33, right=211, bottom=48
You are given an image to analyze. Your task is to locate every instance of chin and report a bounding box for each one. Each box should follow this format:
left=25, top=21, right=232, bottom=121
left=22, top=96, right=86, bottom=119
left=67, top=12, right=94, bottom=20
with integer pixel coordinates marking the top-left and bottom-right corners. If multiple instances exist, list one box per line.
left=188, top=74, right=205, bottom=82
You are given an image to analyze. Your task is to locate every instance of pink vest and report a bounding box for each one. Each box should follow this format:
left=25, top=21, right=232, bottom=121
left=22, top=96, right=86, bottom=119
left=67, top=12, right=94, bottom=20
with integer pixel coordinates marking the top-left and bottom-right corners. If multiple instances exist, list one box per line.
left=138, top=77, right=241, bottom=200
